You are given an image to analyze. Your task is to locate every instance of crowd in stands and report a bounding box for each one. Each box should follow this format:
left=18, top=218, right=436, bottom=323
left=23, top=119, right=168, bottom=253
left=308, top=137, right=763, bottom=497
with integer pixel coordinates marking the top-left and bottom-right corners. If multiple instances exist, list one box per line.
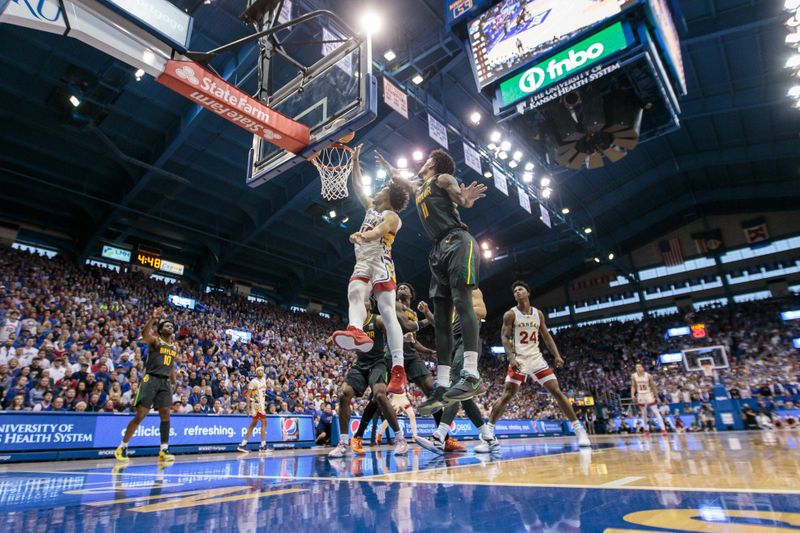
left=1, top=246, right=799, bottom=437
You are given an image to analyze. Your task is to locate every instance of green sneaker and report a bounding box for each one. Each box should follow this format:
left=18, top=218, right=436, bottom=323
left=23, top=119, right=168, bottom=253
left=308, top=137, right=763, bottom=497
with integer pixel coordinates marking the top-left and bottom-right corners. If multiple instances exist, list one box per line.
left=443, top=370, right=483, bottom=402
left=417, top=384, right=448, bottom=416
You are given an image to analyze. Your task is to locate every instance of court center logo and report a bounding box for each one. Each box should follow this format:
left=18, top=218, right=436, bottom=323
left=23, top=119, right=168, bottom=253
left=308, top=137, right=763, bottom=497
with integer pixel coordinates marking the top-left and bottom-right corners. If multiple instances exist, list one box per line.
left=175, top=65, right=199, bottom=85
left=519, top=42, right=605, bottom=94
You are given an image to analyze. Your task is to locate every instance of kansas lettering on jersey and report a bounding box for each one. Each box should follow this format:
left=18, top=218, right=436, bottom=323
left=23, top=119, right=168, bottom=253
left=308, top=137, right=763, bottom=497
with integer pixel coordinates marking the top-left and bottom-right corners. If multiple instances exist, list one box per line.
left=248, top=377, right=267, bottom=414
left=147, top=340, right=176, bottom=377
left=513, top=306, right=542, bottom=358
left=356, top=208, right=400, bottom=259
left=415, top=174, right=467, bottom=241
left=633, top=372, right=652, bottom=394
left=362, top=313, right=386, bottom=361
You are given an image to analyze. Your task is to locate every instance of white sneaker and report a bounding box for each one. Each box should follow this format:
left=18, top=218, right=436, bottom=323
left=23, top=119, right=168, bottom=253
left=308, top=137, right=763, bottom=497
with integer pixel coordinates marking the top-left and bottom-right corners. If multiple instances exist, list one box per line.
left=328, top=441, right=351, bottom=458
left=574, top=424, right=591, bottom=447
left=394, top=436, right=409, bottom=455
left=474, top=434, right=500, bottom=454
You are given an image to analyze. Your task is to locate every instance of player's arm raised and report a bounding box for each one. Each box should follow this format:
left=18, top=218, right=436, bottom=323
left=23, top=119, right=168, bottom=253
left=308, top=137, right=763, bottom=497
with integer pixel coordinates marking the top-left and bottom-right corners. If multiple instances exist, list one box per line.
left=351, top=144, right=373, bottom=210
left=435, top=173, right=487, bottom=208
left=416, top=301, right=435, bottom=329
left=537, top=309, right=564, bottom=368
left=142, top=307, right=163, bottom=349
left=350, top=211, right=401, bottom=245
left=501, top=309, right=518, bottom=371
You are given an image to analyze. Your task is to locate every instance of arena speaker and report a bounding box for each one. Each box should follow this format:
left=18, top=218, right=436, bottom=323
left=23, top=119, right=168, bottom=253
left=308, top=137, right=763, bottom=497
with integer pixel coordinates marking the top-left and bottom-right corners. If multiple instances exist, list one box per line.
left=542, top=87, right=643, bottom=170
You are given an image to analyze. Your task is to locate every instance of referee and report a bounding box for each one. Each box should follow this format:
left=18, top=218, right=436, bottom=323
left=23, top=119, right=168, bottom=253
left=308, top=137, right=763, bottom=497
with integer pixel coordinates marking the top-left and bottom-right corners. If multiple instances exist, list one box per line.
left=115, top=307, right=178, bottom=462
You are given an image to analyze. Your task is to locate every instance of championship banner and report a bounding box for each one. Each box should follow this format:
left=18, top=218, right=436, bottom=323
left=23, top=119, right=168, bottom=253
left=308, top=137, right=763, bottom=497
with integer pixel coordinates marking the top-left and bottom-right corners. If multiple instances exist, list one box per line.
left=539, top=203, right=551, bottom=228
left=463, top=142, right=482, bottom=175
left=493, top=166, right=509, bottom=195
left=741, top=216, right=770, bottom=245
left=428, top=114, right=449, bottom=148
left=518, top=186, right=531, bottom=213
left=383, top=77, right=408, bottom=118
left=157, top=60, right=310, bottom=153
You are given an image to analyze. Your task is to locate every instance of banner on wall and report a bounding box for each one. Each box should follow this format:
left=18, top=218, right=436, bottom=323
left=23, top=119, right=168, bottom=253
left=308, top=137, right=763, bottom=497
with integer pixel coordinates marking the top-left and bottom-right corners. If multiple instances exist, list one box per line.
left=463, top=142, right=482, bottom=175
left=383, top=77, right=409, bottom=118
left=492, top=165, right=509, bottom=195
left=518, top=186, right=531, bottom=213
left=428, top=114, right=449, bottom=148
left=0, top=413, right=315, bottom=452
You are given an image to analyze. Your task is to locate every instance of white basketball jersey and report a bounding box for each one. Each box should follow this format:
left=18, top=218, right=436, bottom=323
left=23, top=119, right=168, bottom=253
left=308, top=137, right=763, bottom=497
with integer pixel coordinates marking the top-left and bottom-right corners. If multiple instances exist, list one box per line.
left=356, top=208, right=401, bottom=259
left=633, top=373, right=652, bottom=396
left=248, top=377, right=267, bottom=414
left=513, top=306, right=542, bottom=358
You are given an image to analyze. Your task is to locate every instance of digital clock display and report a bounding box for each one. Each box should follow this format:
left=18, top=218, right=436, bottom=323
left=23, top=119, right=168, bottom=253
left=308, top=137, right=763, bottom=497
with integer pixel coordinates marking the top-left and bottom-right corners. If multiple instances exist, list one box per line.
left=136, top=253, right=162, bottom=270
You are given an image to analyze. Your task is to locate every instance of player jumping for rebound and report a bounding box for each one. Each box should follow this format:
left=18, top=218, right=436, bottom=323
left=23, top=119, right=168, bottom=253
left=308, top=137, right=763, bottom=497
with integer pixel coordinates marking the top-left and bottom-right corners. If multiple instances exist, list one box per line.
left=378, top=149, right=487, bottom=406
left=115, top=307, right=177, bottom=462
left=238, top=366, right=272, bottom=454
left=631, top=363, right=667, bottom=436
left=332, top=144, right=413, bottom=395
left=478, top=281, right=591, bottom=452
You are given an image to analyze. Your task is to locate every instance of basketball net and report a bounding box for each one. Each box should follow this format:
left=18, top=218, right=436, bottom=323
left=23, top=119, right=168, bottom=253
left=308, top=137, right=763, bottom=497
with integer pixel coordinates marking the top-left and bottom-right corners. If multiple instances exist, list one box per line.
left=310, top=143, right=353, bottom=201
left=701, top=362, right=714, bottom=378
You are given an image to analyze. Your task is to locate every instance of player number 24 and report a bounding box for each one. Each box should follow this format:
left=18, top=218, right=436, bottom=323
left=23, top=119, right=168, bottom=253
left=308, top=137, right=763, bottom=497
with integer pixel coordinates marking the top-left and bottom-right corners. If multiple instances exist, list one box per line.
left=519, top=330, right=537, bottom=345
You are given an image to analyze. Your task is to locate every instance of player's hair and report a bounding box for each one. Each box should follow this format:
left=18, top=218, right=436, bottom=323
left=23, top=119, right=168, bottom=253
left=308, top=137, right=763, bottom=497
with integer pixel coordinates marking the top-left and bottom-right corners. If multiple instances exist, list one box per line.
left=387, top=179, right=411, bottom=212
left=157, top=319, right=174, bottom=333
left=398, top=282, right=415, bottom=301
left=511, top=280, right=530, bottom=293
left=428, top=149, right=455, bottom=176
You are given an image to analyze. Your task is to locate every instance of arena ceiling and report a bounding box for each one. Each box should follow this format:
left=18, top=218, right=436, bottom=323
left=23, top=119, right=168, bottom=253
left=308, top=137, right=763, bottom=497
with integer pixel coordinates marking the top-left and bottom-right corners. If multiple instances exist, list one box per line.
left=1, top=0, right=799, bottom=316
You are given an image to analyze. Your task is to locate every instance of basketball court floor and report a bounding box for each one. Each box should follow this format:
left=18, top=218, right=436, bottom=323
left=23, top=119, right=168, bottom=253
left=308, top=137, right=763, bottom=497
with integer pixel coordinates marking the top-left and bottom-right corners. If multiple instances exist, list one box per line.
left=0, top=432, right=797, bottom=532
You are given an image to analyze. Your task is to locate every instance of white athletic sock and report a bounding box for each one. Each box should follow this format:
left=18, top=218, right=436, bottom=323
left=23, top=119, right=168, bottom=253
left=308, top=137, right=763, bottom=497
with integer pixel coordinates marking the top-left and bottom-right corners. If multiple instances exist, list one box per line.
left=119, top=441, right=128, bottom=448
left=570, top=420, right=583, bottom=431
left=480, top=424, right=493, bottom=440
left=240, top=440, right=247, bottom=446
left=376, top=291, right=404, bottom=367
left=347, top=280, right=370, bottom=328
left=463, top=351, right=479, bottom=376
left=160, top=443, right=168, bottom=451
left=434, top=423, right=449, bottom=441
left=437, top=366, right=451, bottom=388
left=390, top=350, right=404, bottom=370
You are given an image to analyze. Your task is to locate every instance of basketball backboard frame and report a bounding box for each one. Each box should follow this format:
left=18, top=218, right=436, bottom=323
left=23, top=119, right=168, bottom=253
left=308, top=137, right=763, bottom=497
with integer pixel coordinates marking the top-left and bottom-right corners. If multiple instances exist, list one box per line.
left=243, top=13, right=377, bottom=188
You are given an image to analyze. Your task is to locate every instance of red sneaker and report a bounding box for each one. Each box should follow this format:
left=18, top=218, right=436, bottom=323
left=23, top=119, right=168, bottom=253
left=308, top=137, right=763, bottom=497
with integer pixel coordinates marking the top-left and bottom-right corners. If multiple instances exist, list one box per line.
left=332, top=325, right=374, bottom=352
left=444, top=438, right=466, bottom=453
left=387, top=365, right=407, bottom=394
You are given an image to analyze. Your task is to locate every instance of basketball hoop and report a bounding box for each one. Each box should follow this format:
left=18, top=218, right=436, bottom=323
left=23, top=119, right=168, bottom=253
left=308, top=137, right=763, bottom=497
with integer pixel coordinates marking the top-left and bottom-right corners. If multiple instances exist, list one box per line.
left=701, top=362, right=714, bottom=378
left=310, top=142, right=354, bottom=201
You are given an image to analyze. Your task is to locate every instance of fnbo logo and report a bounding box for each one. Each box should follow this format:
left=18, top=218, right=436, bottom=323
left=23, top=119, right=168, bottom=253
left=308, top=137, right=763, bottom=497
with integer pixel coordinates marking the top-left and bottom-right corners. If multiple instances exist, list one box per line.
left=518, top=41, right=606, bottom=94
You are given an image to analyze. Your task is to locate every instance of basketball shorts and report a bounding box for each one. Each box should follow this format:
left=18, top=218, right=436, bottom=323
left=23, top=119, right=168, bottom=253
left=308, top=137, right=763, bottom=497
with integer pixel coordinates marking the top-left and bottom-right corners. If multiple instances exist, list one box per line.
left=351, top=252, right=396, bottom=293
left=251, top=411, right=267, bottom=421
left=345, top=358, right=388, bottom=397
left=134, top=374, right=172, bottom=409
left=637, top=393, right=656, bottom=406
left=505, top=353, right=556, bottom=386
left=428, top=229, right=479, bottom=299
